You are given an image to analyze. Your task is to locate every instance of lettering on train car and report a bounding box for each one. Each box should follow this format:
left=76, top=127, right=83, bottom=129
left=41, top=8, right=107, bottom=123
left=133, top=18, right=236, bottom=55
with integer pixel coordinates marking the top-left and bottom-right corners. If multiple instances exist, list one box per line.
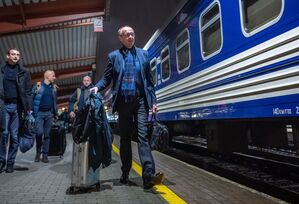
left=273, top=108, right=292, bottom=115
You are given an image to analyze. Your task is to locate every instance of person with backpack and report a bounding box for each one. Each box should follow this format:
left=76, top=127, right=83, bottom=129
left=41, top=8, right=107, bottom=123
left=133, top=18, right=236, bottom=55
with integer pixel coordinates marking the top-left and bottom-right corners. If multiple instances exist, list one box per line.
left=89, top=25, right=164, bottom=189
left=0, top=48, right=33, bottom=173
left=68, top=75, right=94, bottom=120
left=32, top=70, right=58, bottom=163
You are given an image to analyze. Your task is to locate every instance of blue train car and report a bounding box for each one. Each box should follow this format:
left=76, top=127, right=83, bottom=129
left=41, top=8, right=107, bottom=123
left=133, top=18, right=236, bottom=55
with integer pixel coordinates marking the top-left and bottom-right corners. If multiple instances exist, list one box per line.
left=144, top=0, right=299, bottom=152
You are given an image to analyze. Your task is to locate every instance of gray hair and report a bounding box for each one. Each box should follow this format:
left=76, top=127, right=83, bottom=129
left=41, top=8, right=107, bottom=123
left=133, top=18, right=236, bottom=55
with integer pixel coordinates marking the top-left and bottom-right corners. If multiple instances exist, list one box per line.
left=118, top=25, right=133, bottom=36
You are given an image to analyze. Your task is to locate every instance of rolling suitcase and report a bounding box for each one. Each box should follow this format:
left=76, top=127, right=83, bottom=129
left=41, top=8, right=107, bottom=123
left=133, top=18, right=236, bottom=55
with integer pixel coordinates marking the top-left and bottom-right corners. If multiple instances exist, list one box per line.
left=48, top=124, right=66, bottom=157
left=66, top=141, right=100, bottom=194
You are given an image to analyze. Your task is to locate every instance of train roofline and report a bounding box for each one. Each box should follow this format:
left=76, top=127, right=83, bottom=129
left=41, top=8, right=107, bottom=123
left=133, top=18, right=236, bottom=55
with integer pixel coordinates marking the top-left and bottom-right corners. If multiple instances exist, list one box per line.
left=143, top=0, right=189, bottom=50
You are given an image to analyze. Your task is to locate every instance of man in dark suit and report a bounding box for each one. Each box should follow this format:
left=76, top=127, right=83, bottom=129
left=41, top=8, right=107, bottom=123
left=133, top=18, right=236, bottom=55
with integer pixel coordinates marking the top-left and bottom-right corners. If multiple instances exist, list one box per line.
left=90, top=25, right=163, bottom=189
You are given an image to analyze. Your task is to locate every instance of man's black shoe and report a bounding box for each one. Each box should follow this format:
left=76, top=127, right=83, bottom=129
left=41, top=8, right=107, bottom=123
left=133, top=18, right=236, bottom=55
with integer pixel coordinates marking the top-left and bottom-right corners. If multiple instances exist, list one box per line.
left=0, top=162, right=5, bottom=173
left=120, top=174, right=129, bottom=184
left=34, top=153, right=41, bottom=162
left=41, top=155, right=49, bottom=163
left=5, top=165, right=14, bottom=173
left=143, top=172, right=164, bottom=189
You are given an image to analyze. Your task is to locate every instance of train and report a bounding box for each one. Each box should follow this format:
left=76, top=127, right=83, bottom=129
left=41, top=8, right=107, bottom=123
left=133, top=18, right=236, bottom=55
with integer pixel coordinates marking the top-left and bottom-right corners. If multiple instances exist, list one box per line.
left=144, top=0, right=299, bottom=153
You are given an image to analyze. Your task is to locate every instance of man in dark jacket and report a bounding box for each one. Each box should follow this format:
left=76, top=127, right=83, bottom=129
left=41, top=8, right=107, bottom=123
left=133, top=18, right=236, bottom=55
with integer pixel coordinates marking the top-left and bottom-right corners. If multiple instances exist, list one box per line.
left=68, top=75, right=94, bottom=120
left=90, top=25, right=163, bottom=189
left=0, top=48, right=32, bottom=173
left=32, top=70, right=57, bottom=163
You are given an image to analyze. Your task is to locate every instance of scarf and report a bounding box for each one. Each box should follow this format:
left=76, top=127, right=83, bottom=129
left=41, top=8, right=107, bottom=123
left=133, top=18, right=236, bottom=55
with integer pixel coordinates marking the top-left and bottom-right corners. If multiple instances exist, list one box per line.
left=121, top=50, right=137, bottom=102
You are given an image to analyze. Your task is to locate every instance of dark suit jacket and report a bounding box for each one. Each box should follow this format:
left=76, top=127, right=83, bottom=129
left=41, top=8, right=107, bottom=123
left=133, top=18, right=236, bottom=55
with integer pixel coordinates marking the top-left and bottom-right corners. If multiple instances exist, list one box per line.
left=95, top=46, right=156, bottom=113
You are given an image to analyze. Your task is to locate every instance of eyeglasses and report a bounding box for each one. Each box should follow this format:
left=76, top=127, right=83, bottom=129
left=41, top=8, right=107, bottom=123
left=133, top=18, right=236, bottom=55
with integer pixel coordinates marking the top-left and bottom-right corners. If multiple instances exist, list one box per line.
left=120, top=32, right=135, bottom=37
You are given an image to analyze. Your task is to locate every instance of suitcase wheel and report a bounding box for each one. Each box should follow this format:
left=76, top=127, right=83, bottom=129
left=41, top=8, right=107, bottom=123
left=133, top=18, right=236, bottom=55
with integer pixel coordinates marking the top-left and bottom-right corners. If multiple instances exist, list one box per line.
left=95, top=182, right=100, bottom=191
left=65, top=184, right=100, bottom=195
left=65, top=186, right=75, bottom=195
left=65, top=186, right=87, bottom=194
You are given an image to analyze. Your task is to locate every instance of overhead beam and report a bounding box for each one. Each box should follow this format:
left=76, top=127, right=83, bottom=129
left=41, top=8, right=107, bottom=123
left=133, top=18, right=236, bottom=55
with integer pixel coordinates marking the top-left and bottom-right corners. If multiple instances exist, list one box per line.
left=59, top=83, right=82, bottom=89
left=59, top=84, right=81, bottom=90
left=31, top=65, right=92, bottom=80
left=58, top=102, right=70, bottom=108
left=26, top=56, right=96, bottom=68
left=58, top=96, right=71, bottom=104
left=58, top=95, right=72, bottom=100
left=57, top=88, right=77, bottom=96
left=32, top=71, right=91, bottom=83
left=19, top=2, right=26, bottom=26
left=57, top=71, right=91, bottom=80
left=0, top=12, right=103, bottom=36
left=57, top=102, right=69, bottom=109
left=0, top=0, right=105, bottom=23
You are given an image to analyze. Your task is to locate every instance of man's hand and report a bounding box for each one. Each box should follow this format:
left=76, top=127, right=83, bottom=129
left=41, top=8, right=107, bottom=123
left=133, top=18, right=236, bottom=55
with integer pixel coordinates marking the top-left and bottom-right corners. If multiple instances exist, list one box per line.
left=27, top=110, right=33, bottom=115
left=26, top=111, right=35, bottom=130
left=152, top=104, right=158, bottom=113
left=69, top=111, right=76, bottom=119
left=89, top=87, right=99, bottom=94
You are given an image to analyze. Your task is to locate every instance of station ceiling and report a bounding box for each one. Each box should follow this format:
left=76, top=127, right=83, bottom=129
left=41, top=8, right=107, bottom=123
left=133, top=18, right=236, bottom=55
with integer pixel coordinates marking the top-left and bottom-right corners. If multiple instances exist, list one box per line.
left=0, top=0, right=185, bottom=108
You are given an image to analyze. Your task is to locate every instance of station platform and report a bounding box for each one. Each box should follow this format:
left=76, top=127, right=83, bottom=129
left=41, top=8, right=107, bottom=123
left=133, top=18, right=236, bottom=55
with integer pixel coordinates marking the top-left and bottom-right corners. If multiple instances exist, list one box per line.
left=0, top=134, right=287, bottom=204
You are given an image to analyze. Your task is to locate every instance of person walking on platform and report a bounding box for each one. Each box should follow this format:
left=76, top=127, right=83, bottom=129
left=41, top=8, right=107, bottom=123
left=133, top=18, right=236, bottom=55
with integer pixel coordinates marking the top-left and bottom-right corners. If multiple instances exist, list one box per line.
left=90, top=25, right=164, bottom=189
left=32, top=70, right=57, bottom=163
left=68, top=75, right=94, bottom=120
left=0, top=48, right=33, bottom=173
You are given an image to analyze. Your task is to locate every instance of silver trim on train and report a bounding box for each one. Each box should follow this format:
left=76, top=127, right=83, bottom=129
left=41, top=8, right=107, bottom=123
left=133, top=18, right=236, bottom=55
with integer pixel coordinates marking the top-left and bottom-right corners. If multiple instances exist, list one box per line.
left=156, top=27, right=299, bottom=112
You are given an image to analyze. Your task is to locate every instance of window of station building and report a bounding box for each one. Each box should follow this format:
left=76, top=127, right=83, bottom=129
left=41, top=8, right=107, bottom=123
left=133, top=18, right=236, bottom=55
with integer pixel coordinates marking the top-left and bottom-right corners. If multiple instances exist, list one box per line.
left=161, top=46, right=171, bottom=81
left=239, top=0, right=284, bottom=36
left=150, top=58, right=157, bottom=86
left=199, top=1, right=223, bottom=60
left=176, top=29, right=191, bottom=73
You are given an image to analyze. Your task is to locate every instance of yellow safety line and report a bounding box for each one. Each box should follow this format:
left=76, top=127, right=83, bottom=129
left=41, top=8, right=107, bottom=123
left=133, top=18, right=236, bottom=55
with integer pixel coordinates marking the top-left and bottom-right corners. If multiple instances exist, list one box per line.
left=112, top=144, right=187, bottom=204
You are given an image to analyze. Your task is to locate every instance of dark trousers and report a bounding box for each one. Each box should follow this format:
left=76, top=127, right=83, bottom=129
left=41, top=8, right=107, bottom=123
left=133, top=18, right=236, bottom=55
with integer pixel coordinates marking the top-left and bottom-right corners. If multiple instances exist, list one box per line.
left=35, top=111, right=53, bottom=156
left=0, top=103, right=19, bottom=166
left=117, top=97, right=155, bottom=183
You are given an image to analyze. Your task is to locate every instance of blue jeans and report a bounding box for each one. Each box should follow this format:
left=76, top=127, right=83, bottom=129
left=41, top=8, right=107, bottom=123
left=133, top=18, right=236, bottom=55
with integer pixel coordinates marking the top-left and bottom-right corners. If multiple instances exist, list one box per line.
left=35, top=111, right=53, bottom=156
left=0, top=103, right=19, bottom=166
left=118, top=97, right=155, bottom=183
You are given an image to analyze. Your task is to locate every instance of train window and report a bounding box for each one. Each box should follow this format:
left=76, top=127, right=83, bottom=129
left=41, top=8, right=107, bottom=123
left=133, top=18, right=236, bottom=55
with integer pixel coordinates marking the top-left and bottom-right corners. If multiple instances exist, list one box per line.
left=240, top=0, right=284, bottom=36
left=150, top=58, right=157, bottom=86
left=176, top=29, right=190, bottom=73
left=161, top=46, right=171, bottom=81
left=199, top=1, right=223, bottom=60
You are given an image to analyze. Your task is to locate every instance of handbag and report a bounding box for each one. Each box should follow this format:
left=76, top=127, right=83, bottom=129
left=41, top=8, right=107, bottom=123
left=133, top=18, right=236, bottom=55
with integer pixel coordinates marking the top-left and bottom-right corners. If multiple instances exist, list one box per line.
left=147, top=113, right=169, bottom=152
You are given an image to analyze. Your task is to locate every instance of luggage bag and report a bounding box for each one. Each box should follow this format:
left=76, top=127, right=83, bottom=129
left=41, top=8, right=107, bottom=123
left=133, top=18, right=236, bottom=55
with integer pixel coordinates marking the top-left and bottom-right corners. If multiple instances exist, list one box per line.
left=147, top=113, right=169, bottom=152
left=66, top=141, right=100, bottom=194
left=48, top=124, right=66, bottom=157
